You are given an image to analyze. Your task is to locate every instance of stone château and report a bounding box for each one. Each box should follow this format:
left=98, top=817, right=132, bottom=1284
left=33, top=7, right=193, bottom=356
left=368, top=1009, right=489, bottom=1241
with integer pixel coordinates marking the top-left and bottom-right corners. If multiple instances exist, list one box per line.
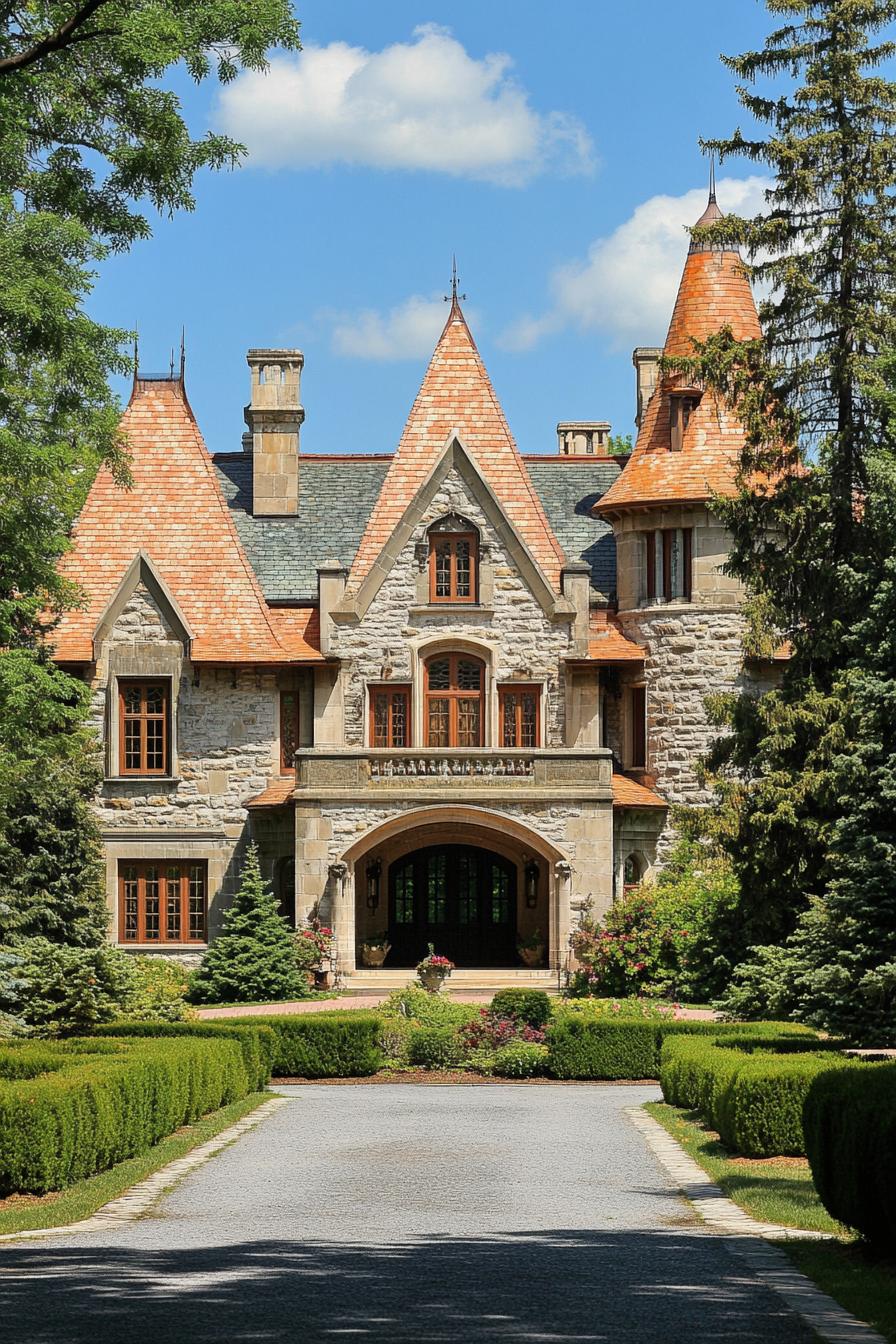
left=51, top=187, right=780, bottom=986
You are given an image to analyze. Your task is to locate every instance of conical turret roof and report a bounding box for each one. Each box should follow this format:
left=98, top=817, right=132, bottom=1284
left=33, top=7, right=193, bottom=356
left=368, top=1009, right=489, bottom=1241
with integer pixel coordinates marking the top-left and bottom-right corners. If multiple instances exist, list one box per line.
left=597, top=186, right=761, bottom=514
left=346, top=297, right=566, bottom=593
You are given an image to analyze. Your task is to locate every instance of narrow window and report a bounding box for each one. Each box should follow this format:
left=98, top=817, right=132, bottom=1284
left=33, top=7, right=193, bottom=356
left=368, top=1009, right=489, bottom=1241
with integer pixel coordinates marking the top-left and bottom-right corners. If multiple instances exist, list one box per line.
left=499, top=685, right=540, bottom=748
left=669, top=393, right=700, bottom=452
left=623, top=854, right=643, bottom=894
left=118, top=680, right=169, bottom=775
left=424, top=653, right=484, bottom=747
left=645, top=530, right=656, bottom=602
left=645, top=528, right=693, bottom=604
left=280, top=685, right=300, bottom=774
left=429, top=533, right=478, bottom=603
left=630, top=685, right=647, bottom=769
left=370, top=685, right=411, bottom=748
left=118, top=860, right=207, bottom=944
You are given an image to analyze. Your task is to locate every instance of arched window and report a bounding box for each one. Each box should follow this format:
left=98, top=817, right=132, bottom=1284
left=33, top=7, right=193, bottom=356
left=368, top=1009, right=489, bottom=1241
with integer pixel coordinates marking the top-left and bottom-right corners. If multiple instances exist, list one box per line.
left=428, top=515, right=479, bottom=603
left=424, top=653, right=485, bottom=747
left=623, top=853, right=643, bottom=893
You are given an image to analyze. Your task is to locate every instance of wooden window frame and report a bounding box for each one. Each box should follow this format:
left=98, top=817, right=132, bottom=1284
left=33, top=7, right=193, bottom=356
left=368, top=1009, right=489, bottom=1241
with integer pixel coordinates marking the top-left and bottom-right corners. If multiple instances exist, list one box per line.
left=279, top=684, right=301, bottom=775
left=428, top=532, right=478, bottom=604
left=118, top=859, right=207, bottom=945
left=629, top=685, right=647, bottom=769
left=645, top=530, right=656, bottom=602
left=118, top=679, right=170, bottom=776
left=369, top=684, right=411, bottom=748
left=498, top=684, right=541, bottom=749
left=669, top=392, right=700, bottom=452
left=424, top=653, right=485, bottom=748
left=643, top=528, right=693, bottom=605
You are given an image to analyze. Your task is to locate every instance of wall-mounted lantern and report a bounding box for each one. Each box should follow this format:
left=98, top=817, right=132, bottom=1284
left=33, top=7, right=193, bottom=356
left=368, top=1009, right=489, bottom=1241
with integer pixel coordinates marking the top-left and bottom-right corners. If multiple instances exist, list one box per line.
left=524, top=858, right=539, bottom=909
left=366, top=858, right=382, bottom=912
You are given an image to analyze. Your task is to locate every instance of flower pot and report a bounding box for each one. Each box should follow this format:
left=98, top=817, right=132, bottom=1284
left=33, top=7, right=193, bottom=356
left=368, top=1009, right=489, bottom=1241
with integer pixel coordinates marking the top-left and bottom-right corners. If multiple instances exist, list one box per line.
left=360, top=942, right=391, bottom=968
left=518, top=946, right=545, bottom=969
left=418, top=967, right=448, bottom=993
left=313, top=968, right=332, bottom=990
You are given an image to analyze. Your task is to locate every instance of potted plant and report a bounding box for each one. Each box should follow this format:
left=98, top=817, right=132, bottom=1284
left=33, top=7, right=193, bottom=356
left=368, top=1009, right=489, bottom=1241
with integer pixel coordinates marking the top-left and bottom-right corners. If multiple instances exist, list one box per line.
left=359, top=932, right=392, bottom=968
left=416, top=944, right=454, bottom=993
left=517, top=928, right=545, bottom=968
left=295, top=918, right=334, bottom=989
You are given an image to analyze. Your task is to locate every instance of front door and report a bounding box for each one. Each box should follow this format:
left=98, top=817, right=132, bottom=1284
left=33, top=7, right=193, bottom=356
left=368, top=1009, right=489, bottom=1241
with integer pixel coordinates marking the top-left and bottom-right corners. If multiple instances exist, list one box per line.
left=388, top=844, right=517, bottom=968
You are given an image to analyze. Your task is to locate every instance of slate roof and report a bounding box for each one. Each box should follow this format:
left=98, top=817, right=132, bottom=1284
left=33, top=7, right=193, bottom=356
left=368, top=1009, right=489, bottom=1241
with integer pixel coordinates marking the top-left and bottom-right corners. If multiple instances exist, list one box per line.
left=214, top=450, right=621, bottom=602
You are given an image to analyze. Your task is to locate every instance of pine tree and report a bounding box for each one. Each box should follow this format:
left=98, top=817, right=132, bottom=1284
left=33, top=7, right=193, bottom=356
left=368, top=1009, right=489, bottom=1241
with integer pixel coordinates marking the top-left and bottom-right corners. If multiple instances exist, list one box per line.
left=189, top=845, right=308, bottom=1006
left=677, top=2, right=896, bottom=1036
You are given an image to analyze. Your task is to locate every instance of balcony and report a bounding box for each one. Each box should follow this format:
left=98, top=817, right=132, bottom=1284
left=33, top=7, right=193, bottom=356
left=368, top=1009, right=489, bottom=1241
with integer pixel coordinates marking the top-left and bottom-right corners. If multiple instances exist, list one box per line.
left=294, top=748, right=613, bottom=803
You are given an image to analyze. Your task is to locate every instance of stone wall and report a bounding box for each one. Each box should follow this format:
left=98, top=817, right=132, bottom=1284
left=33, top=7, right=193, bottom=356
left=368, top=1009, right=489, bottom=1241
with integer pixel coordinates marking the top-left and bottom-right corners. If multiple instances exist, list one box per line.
left=330, top=469, right=572, bottom=747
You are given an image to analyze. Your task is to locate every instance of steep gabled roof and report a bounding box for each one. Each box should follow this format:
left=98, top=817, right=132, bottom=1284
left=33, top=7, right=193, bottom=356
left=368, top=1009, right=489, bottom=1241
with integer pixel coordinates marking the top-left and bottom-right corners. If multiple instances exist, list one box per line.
left=346, top=299, right=566, bottom=594
left=53, top=377, right=296, bottom=664
left=597, top=190, right=761, bottom=515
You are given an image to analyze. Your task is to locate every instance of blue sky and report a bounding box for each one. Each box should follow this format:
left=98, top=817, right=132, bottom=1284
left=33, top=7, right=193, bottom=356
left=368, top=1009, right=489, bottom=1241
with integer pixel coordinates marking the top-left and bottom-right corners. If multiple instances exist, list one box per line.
left=90, top=1, right=773, bottom=458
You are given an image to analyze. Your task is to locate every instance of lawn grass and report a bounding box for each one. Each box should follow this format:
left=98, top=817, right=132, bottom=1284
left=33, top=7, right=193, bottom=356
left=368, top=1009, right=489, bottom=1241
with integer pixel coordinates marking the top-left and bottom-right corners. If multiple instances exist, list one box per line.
left=644, top=1100, right=845, bottom=1234
left=0, top=1091, right=270, bottom=1236
left=783, top=1242, right=896, bottom=1343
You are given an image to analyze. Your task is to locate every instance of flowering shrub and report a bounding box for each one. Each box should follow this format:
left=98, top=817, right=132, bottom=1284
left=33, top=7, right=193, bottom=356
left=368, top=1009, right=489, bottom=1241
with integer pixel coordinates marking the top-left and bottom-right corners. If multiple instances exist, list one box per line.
left=560, top=997, right=676, bottom=1020
left=295, top=919, right=333, bottom=971
left=459, top=1008, right=546, bottom=1053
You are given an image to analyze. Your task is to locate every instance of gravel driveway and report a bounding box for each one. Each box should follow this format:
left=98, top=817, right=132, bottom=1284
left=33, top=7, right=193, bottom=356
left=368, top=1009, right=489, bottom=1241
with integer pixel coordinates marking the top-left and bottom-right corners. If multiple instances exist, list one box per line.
left=2, top=1083, right=817, bottom=1342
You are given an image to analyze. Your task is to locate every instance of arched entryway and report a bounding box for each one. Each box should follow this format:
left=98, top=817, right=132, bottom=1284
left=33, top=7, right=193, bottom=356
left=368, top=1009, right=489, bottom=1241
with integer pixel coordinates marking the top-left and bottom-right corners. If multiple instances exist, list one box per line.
left=389, top=843, right=516, bottom=967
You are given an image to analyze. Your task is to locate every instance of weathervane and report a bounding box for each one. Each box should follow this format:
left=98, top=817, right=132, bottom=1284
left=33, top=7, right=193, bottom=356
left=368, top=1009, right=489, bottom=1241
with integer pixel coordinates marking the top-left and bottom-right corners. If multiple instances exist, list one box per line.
left=444, top=255, right=466, bottom=304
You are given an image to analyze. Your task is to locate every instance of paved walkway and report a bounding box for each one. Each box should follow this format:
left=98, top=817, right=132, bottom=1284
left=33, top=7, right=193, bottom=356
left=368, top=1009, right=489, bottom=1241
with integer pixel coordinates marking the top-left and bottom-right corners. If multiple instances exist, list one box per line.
left=2, top=1084, right=824, bottom=1342
left=196, top=997, right=716, bottom=1017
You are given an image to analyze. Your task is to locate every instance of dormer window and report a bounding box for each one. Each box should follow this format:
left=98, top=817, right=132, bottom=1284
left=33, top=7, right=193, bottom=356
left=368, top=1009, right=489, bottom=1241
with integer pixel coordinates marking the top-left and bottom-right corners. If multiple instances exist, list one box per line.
left=427, top=516, right=479, bottom=603
left=669, top=392, right=700, bottom=452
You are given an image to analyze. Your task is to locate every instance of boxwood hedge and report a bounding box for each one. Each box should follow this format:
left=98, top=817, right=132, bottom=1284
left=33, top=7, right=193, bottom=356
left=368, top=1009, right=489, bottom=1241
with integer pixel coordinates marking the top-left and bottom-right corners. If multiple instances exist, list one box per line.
left=803, top=1060, right=896, bottom=1246
left=0, top=1034, right=252, bottom=1194
left=225, top=1011, right=383, bottom=1078
left=94, top=1020, right=275, bottom=1090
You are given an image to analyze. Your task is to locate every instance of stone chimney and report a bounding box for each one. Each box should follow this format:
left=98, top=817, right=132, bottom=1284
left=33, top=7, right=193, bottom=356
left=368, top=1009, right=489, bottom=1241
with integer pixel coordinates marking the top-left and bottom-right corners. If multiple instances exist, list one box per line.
left=556, top=421, right=611, bottom=455
left=632, top=347, right=662, bottom=428
left=243, top=349, right=304, bottom=516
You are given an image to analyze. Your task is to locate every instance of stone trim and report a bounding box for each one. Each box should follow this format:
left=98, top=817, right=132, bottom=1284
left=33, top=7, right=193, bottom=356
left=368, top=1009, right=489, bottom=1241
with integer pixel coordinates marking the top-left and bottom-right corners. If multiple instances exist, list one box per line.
left=333, top=434, right=574, bottom=625
left=93, top=551, right=193, bottom=659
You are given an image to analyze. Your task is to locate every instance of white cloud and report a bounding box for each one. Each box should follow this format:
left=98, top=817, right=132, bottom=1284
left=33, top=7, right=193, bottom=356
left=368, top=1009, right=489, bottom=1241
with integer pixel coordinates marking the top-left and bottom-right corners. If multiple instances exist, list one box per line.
left=328, top=294, right=475, bottom=361
left=498, top=176, right=773, bottom=350
left=216, top=24, right=594, bottom=185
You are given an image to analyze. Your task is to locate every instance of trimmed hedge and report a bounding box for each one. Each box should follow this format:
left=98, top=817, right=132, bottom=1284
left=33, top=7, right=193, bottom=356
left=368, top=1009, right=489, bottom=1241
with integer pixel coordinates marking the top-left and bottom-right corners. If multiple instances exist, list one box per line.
left=490, top=989, right=553, bottom=1029
left=406, top=1025, right=464, bottom=1069
left=94, top=1019, right=275, bottom=1091
left=546, top=1015, right=812, bottom=1082
left=804, top=1061, right=896, bottom=1246
left=226, top=1011, right=383, bottom=1078
left=660, top=1034, right=852, bottom=1157
left=0, top=1034, right=251, bottom=1194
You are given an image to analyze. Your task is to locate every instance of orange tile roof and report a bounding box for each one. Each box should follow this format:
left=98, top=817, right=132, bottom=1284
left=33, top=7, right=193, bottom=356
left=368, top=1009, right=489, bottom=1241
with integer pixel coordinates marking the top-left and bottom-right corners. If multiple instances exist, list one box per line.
left=612, top=773, right=667, bottom=809
left=347, top=299, right=566, bottom=594
left=267, top=606, right=323, bottom=660
left=245, top=778, right=296, bottom=809
left=585, top=612, right=646, bottom=662
left=597, top=197, right=761, bottom=515
left=53, top=378, right=294, bottom=664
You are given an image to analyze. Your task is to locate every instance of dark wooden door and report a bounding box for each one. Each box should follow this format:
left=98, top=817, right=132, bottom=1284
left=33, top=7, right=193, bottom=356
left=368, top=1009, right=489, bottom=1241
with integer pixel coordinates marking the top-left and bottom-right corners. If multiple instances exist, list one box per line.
left=388, top=845, right=517, bottom=968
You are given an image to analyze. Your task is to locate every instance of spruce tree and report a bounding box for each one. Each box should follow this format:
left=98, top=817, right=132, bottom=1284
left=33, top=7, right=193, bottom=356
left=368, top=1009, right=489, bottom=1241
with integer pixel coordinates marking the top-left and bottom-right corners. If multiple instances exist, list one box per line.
left=683, top=1, right=896, bottom=1037
left=189, top=845, right=308, bottom=1006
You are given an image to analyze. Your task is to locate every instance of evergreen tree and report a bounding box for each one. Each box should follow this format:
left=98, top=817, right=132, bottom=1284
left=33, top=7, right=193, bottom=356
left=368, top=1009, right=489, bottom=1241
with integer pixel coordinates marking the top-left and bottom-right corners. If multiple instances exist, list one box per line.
left=189, top=845, right=308, bottom=1006
left=679, top=1, right=896, bottom=1036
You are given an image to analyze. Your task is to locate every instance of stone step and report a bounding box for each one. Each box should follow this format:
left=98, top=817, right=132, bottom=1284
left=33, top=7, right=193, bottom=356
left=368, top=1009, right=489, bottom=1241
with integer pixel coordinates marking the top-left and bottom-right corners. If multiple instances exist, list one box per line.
left=342, top=967, right=560, bottom=995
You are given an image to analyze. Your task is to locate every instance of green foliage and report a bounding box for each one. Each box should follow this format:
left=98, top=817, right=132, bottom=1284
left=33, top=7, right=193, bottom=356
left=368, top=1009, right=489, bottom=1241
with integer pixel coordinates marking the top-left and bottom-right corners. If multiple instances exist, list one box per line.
left=406, top=1025, right=464, bottom=1069
left=606, top=433, right=632, bottom=456
left=489, top=988, right=553, bottom=1029
left=569, top=838, right=739, bottom=1001
left=492, top=1042, right=549, bottom=1078
left=381, top=985, right=479, bottom=1029
left=93, top=1020, right=274, bottom=1090
left=2, top=938, right=138, bottom=1036
left=188, top=846, right=308, bottom=1006
left=559, top=996, right=676, bottom=1020
left=0, top=1033, right=251, bottom=1194
left=225, top=1011, right=383, bottom=1078
left=804, top=1060, right=896, bottom=1247
left=120, top=956, right=195, bottom=1023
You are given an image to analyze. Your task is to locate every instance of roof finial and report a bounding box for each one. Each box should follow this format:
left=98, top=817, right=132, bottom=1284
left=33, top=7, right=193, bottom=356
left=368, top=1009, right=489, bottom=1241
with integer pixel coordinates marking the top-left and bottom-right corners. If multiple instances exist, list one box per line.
left=179, top=327, right=186, bottom=383
left=444, top=254, right=467, bottom=307
left=708, top=150, right=717, bottom=204
left=133, top=325, right=139, bottom=379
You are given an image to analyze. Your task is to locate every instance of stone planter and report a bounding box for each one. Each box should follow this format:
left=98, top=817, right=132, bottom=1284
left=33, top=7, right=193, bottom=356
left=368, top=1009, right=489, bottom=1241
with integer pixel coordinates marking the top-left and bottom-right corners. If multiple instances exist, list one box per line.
left=518, top=946, right=545, bottom=969
left=360, top=942, right=391, bottom=968
left=313, top=968, right=332, bottom=991
left=418, top=967, right=449, bottom=993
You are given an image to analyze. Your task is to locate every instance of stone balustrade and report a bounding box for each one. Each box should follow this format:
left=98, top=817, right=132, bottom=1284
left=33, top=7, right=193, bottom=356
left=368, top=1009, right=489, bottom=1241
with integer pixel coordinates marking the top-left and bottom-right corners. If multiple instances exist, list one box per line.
left=295, top=748, right=613, bottom=799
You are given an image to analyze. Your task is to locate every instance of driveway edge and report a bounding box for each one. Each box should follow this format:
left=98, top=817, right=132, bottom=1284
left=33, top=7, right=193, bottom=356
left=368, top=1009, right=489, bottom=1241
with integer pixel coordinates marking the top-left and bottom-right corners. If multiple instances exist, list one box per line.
left=627, top=1104, right=886, bottom=1344
left=0, top=1094, right=288, bottom=1245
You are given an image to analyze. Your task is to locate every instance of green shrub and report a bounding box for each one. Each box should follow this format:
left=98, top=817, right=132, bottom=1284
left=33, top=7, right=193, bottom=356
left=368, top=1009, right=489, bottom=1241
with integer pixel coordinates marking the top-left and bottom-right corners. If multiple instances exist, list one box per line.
left=493, top=1042, right=549, bottom=1078
left=406, top=1025, right=464, bottom=1069
left=489, top=989, right=552, bottom=1029
left=122, top=957, right=195, bottom=1022
left=188, top=845, right=308, bottom=1005
left=559, top=997, right=676, bottom=1021
left=0, top=1034, right=251, bottom=1194
left=382, top=986, right=479, bottom=1028
left=226, top=1011, right=382, bottom=1078
left=803, top=1060, right=896, bottom=1246
left=9, top=938, right=138, bottom=1036
left=93, top=1020, right=274, bottom=1091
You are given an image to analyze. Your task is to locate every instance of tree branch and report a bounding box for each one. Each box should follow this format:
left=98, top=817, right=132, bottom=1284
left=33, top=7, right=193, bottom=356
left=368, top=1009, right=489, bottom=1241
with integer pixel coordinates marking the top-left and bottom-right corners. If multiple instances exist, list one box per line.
left=0, top=0, right=115, bottom=77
